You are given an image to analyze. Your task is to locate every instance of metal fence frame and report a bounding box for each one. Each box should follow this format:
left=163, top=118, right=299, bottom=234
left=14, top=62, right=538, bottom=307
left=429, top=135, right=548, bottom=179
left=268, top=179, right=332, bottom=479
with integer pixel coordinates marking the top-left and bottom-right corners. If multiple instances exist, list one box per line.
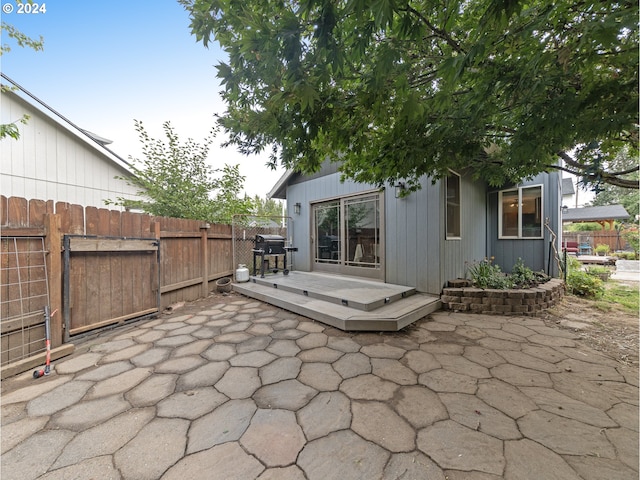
left=1, top=236, right=49, bottom=364
left=231, top=215, right=294, bottom=279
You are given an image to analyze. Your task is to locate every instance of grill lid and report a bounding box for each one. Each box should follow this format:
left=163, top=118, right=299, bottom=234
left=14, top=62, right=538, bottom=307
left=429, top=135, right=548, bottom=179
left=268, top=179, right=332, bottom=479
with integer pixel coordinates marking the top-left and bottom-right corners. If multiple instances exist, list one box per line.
left=255, top=234, right=285, bottom=243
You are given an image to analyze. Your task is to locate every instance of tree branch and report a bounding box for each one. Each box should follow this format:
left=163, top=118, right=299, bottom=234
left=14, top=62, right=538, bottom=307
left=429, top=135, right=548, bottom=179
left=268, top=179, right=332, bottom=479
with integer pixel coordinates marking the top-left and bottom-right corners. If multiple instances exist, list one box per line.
left=551, top=153, right=640, bottom=189
left=400, top=5, right=465, bottom=54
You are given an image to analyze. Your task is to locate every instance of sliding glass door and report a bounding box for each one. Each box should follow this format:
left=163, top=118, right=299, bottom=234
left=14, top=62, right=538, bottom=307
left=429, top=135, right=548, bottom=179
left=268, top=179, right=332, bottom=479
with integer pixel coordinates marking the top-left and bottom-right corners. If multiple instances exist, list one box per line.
left=312, top=192, right=383, bottom=280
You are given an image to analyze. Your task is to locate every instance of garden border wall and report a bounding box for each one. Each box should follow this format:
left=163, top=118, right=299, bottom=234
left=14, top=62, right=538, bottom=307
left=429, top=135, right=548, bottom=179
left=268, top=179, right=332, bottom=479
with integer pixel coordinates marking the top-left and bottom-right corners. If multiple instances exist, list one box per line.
left=441, top=278, right=564, bottom=315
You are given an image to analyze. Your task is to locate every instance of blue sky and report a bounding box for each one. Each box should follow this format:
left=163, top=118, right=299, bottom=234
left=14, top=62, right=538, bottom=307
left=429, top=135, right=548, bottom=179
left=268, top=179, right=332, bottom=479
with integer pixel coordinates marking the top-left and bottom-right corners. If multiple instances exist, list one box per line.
left=1, top=0, right=284, bottom=197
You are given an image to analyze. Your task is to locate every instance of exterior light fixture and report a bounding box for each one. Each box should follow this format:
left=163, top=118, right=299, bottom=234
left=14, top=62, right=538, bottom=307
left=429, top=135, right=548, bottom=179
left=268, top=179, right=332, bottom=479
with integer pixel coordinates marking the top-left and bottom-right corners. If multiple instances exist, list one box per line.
left=394, top=182, right=406, bottom=199
left=294, top=202, right=301, bottom=215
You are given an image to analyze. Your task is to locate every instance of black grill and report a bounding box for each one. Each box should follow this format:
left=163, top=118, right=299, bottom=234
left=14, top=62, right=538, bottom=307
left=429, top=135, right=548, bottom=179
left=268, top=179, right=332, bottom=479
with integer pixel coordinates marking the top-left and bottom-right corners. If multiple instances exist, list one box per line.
left=252, top=234, right=292, bottom=277
left=254, top=234, right=286, bottom=255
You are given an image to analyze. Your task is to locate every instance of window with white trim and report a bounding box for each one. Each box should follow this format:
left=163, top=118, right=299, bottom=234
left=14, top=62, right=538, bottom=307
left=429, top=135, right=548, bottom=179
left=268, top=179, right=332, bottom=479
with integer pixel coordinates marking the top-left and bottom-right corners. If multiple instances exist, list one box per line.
left=499, top=185, right=543, bottom=239
left=446, top=172, right=461, bottom=239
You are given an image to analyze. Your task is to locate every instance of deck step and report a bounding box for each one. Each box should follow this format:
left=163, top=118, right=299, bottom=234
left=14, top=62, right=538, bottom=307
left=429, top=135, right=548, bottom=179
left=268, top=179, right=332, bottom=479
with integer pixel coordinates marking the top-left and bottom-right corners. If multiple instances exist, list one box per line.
left=246, top=271, right=415, bottom=311
left=233, top=280, right=441, bottom=332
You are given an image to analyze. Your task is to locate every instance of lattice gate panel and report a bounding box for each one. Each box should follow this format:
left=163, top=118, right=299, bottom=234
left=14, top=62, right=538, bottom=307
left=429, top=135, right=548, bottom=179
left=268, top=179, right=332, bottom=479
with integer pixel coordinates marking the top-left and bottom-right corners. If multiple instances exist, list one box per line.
left=1, top=237, right=50, bottom=366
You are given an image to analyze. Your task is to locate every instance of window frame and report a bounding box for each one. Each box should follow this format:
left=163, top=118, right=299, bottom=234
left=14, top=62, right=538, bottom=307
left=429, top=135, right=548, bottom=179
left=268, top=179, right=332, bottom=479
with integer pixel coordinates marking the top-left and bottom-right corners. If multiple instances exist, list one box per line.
left=445, top=170, right=461, bottom=240
left=498, top=184, right=544, bottom=240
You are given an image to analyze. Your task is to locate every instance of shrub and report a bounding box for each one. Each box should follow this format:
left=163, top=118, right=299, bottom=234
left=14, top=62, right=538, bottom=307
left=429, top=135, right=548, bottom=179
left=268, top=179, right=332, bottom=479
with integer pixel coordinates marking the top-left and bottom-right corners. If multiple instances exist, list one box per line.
left=565, top=255, right=582, bottom=271
left=565, top=222, right=603, bottom=232
left=622, top=227, right=639, bottom=258
left=610, top=252, right=632, bottom=260
left=566, top=270, right=605, bottom=298
left=565, top=255, right=605, bottom=298
left=509, top=258, right=549, bottom=288
left=466, top=258, right=513, bottom=289
left=594, top=244, right=611, bottom=256
left=466, top=258, right=551, bottom=289
left=585, top=265, right=612, bottom=281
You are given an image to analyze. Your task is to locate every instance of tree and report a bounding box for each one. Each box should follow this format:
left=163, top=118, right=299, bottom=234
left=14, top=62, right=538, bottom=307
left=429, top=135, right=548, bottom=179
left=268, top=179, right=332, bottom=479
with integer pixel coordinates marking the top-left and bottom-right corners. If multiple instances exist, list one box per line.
left=252, top=195, right=285, bottom=217
left=181, top=0, right=638, bottom=192
left=107, top=120, right=252, bottom=224
left=1, top=22, right=44, bottom=140
left=589, top=147, right=639, bottom=218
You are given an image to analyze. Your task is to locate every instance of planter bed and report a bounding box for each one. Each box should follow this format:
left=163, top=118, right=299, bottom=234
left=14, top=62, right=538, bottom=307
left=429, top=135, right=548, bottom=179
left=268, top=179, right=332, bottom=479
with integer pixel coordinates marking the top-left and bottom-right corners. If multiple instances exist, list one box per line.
left=441, top=278, right=564, bottom=316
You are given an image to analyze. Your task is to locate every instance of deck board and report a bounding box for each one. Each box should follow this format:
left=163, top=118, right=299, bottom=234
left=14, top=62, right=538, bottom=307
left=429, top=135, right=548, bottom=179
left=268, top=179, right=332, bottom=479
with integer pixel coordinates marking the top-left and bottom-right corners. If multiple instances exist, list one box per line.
left=246, top=271, right=415, bottom=311
left=233, top=272, right=441, bottom=331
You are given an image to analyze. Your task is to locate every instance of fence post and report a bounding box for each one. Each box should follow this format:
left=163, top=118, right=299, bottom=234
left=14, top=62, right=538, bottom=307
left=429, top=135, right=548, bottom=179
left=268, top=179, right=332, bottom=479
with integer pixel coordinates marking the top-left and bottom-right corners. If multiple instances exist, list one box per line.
left=45, top=213, right=63, bottom=347
left=151, top=220, right=162, bottom=309
left=201, top=223, right=210, bottom=297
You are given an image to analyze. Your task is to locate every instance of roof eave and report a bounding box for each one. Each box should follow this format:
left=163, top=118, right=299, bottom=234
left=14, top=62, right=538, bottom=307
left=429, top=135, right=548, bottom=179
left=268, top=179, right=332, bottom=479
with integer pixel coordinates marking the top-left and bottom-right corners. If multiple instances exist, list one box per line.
left=1, top=73, right=134, bottom=176
left=268, top=169, right=295, bottom=199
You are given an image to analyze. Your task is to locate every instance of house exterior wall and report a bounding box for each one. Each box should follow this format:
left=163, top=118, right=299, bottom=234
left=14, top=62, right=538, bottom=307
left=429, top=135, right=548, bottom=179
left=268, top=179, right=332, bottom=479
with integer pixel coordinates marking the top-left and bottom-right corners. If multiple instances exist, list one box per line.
left=284, top=170, right=488, bottom=295
left=1, top=90, right=141, bottom=209
left=286, top=172, right=367, bottom=272
left=442, top=173, right=488, bottom=286
left=487, top=171, right=562, bottom=276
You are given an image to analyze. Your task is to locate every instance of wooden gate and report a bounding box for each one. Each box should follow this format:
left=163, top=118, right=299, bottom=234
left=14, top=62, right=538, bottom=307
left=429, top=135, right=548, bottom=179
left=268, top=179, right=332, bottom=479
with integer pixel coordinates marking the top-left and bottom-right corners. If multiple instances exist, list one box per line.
left=63, top=235, right=160, bottom=340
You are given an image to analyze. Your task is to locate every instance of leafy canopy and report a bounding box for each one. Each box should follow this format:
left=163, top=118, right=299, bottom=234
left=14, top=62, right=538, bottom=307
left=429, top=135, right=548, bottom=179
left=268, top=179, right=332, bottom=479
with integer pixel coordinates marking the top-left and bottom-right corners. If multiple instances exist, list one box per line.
left=107, top=120, right=252, bottom=224
left=589, top=146, right=639, bottom=218
left=252, top=195, right=285, bottom=217
left=181, top=0, right=638, bottom=191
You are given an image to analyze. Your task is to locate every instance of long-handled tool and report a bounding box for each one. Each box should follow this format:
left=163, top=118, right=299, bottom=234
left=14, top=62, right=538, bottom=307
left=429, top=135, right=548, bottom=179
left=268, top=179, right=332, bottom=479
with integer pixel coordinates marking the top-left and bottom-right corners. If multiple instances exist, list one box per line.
left=33, top=306, right=56, bottom=379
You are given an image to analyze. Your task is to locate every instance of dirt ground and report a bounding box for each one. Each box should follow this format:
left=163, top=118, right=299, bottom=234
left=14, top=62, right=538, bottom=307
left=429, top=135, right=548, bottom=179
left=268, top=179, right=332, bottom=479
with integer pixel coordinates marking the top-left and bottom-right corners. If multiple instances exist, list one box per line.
left=544, top=282, right=639, bottom=368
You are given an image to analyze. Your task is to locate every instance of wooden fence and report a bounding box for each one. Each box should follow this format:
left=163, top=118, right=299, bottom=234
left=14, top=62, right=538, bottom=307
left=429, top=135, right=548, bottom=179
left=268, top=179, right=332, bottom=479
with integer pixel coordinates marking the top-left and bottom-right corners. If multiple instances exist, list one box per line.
left=561, top=230, right=630, bottom=254
left=1, top=195, right=233, bottom=371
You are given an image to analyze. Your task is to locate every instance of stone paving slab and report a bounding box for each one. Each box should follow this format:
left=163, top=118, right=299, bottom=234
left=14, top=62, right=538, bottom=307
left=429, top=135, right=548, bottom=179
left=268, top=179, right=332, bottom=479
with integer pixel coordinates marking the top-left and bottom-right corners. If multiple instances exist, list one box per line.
left=1, top=293, right=638, bottom=479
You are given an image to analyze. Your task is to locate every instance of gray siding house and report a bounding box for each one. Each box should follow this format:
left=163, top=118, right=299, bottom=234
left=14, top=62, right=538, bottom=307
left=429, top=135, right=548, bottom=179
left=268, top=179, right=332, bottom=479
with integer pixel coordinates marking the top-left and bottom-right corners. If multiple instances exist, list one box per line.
left=270, top=164, right=562, bottom=296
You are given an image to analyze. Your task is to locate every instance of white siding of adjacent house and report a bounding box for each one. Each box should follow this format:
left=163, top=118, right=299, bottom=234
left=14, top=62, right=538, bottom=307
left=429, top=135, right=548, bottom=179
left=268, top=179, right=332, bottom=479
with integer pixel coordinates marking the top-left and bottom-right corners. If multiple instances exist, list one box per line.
left=1, top=90, right=141, bottom=209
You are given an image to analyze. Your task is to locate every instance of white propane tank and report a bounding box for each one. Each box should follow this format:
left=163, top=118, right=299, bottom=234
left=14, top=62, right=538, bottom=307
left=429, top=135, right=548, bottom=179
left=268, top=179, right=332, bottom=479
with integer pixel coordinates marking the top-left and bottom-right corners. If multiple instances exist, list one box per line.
left=236, top=264, right=250, bottom=283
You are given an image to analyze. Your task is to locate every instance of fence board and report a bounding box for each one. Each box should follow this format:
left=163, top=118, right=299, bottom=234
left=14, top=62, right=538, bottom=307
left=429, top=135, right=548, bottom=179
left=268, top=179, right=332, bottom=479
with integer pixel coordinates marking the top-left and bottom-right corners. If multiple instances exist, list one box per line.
left=70, top=238, right=158, bottom=252
left=8, top=197, right=28, bottom=226
left=97, top=208, right=111, bottom=236
left=3, top=196, right=235, bottom=368
left=562, top=231, right=629, bottom=253
left=57, top=203, right=71, bottom=234
left=68, top=204, right=84, bottom=234
left=70, top=249, right=88, bottom=332
left=110, top=210, right=121, bottom=236
left=120, top=211, right=141, bottom=319
left=0, top=195, right=7, bottom=226
left=86, top=207, right=99, bottom=235
left=29, top=199, right=48, bottom=227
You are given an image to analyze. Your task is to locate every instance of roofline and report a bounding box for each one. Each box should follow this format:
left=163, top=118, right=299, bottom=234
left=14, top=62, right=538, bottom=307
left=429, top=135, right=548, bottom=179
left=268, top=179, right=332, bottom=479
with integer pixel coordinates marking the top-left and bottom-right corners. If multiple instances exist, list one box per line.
left=268, top=169, right=295, bottom=199
left=1, top=73, right=135, bottom=175
left=563, top=205, right=630, bottom=222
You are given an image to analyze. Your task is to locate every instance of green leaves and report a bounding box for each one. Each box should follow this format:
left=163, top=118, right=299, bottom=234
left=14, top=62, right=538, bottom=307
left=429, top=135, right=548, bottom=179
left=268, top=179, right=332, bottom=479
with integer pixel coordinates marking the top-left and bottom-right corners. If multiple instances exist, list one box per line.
left=108, top=120, right=250, bottom=224
left=1, top=23, right=43, bottom=141
left=182, top=0, right=639, bottom=190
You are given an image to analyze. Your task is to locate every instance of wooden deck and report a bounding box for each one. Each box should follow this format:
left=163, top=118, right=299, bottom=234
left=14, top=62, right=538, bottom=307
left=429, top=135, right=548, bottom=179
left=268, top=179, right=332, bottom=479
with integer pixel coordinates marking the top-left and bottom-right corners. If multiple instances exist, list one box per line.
left=233, top=271, right=441, bottom=331
left=572, top=254, right=617, bottom=265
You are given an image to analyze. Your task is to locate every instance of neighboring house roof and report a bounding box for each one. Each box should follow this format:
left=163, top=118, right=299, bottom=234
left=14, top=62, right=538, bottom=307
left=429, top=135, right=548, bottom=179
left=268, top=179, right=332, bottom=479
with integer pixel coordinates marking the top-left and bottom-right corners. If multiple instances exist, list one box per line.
left=563, top=204, right=630, bottom=222
left=562, top=178, right=575, bottom=196
left=1, top=73, right=134, bottom=175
